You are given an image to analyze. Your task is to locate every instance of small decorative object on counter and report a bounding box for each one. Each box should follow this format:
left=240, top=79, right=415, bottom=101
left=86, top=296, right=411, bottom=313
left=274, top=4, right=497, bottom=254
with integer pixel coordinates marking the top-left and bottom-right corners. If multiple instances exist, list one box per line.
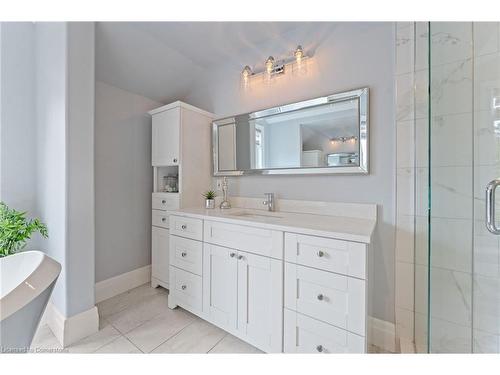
left=163, top=174, right=179, bottom=193
left=203, top=190, right=216, bottom=209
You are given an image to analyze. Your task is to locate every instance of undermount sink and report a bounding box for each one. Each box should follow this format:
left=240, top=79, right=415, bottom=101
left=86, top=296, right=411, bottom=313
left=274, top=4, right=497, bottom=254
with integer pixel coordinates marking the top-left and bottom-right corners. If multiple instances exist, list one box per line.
left=228, top=210, right=284, bottom=219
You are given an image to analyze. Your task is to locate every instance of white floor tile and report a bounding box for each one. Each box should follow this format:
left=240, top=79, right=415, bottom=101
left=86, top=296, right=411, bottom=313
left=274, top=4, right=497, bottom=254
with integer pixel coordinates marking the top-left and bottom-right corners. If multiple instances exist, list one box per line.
left=94, top=336, right=142, bottom=354
left=66, top=320, right=121, bottom=353
left=152, top=319, right=226, bottom=353
left=30, top=324, right=63, bottom=353
left=208, top=334, right=262, bottom=353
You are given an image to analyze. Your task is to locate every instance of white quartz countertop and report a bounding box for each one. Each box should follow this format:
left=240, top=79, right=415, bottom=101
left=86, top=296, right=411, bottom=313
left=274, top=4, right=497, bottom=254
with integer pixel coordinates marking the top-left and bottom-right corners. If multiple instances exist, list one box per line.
left=168, top=207, right=376, bottom=244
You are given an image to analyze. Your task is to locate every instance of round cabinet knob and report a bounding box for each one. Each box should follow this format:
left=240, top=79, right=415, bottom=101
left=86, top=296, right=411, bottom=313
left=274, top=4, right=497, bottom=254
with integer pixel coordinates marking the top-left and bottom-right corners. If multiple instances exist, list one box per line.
left=173, top=158, right=178, bottom=163
left=181, top=224, right=187, bottom=230
left=181, top=285, right=187, bottom=290
left=317, top=250, right=325, bottom=258
left=237, top=255, right=244, bottom=260
left=316, top=345, right=324, bottom=353
left=181, top=252, right=187, bottom=258
left=161, top=217, right=166, bottom=222
left=161, top=200, right=166, bottom=204
left=317, top=294, right=324, bottom=301
left=230, top=252, right=236, bottom=258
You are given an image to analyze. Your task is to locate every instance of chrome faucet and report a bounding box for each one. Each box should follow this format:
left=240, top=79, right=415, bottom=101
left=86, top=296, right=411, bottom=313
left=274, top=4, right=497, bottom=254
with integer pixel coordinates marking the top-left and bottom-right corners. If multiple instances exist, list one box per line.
left=263, top=193, right=275, bottom=212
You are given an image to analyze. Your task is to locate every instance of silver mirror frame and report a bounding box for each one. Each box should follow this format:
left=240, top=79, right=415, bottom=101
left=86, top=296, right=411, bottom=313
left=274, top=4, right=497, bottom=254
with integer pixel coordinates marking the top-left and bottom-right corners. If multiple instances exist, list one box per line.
left=212, top=87, right=369, bottom=176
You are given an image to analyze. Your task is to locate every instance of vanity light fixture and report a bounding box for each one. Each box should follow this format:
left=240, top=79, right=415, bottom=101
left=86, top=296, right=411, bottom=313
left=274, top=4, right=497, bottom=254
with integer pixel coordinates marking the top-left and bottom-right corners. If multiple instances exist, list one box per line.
left=240, top=45, right=310, bottom=89
left=330, top=136, right=358, bottom=144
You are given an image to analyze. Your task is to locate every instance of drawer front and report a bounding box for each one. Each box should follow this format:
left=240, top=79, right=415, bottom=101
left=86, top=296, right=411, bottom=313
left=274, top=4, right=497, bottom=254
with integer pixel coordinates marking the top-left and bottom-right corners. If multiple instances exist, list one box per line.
left=204, top=220, right=283, bottom=259
left=170, top=235, right=202, bottom=276
left=285, top=233, right=366, bottom=279
left=152, top=209, right=169, bottom=229
left=285, top=263, right=366, bottom=336
left=152, top=193, right=179, bottom=211
left=170, top=215, right=203, bottom=241
left=170, top=266, right=202, bottom=313
left=284, top=309, right=366, bottom=353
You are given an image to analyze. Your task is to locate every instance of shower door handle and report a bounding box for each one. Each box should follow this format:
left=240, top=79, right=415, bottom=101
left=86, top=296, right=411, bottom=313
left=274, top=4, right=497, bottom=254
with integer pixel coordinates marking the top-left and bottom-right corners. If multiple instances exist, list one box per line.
left=486, top=179, right=500, bottom=234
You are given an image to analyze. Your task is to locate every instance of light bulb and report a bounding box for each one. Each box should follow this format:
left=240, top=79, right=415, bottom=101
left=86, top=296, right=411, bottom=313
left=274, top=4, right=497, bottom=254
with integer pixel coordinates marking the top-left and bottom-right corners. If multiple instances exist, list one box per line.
left=294, top=45, right=304, bottom=64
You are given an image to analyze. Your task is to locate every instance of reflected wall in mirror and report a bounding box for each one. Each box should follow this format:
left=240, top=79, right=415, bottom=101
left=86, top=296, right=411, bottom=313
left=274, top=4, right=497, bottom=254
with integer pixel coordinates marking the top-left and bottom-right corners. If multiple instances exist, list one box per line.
left=213, top=87, right=369, bottom=176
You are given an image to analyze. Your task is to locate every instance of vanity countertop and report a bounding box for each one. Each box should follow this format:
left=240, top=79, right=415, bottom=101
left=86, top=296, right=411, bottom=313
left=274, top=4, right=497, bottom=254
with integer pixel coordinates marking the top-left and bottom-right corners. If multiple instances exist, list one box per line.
left=168, top=207, right=376, bottom=244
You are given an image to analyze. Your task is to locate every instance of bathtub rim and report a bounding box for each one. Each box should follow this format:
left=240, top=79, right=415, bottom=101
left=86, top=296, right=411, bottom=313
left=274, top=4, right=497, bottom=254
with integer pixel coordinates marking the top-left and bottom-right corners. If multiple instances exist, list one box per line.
left=0, top=250, right=61, bottom=321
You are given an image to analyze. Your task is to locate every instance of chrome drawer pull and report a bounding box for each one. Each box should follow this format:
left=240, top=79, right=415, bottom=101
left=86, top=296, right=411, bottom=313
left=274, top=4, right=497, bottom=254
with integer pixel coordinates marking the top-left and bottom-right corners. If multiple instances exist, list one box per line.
left=317, top=294, right=324, bottom=301
left=161, top=217, right=166, bottom=222
left=181, top=285, right=187, bottom=290
left=181, top=224, right=187, bottom=230
left=230, top=252, right=236, bottom=258
left=237, top=255, right=244, bottom=260
left=161, top=200, right=166, bottom=204
left=316, top=345, right=324, bottom=353
left=317, top=250, right=325, bottom=258
left=181, top=252, right=187, bottom=258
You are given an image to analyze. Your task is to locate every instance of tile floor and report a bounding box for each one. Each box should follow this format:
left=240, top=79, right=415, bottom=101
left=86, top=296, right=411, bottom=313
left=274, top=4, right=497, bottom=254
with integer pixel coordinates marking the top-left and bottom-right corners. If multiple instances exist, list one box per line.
left=31, top=283, right=390, bottom=354
left=31, top=284, right=262, bottom=354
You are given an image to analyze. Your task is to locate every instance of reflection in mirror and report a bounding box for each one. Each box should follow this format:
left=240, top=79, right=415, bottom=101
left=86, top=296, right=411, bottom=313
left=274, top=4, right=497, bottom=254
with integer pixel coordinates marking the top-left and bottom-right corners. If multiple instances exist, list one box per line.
left=213, top=88, right=368, bottom=175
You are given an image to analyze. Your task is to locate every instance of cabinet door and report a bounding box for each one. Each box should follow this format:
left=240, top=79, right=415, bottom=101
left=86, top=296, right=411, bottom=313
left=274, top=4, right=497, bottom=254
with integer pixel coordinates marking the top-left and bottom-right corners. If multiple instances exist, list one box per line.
left=237, top=251, right=283, bottom=353
left=202, top=244, right=238, bottom=330
left=152, top=227, right=169, bottom=285
left=152, top=108, right=180, bottom=166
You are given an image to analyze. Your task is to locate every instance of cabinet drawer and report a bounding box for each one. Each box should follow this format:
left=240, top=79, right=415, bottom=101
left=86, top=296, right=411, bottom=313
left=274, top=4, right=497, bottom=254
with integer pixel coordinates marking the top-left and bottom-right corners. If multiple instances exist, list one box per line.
left=170, top=235, right=202, bottom=276
left=152, top=193, right=179, bottom=211
left=170, top=266, right=202, bottom=313
left=170, top=215, right=203, bottom=241
left=285, top=263, right=366, bottom=336
left=152, top=210, right=169, bottom=229
left=204, top=220, right=283, bottom=259
left=285, top=233, right=366, bottom=279
left=284, top=309, right=366, bottom=353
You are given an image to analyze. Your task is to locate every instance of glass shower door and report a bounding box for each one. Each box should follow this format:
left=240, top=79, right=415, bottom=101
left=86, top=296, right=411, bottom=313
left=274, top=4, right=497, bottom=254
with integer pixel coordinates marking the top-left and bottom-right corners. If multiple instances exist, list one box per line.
left=428, top=22, right=500, bottom=353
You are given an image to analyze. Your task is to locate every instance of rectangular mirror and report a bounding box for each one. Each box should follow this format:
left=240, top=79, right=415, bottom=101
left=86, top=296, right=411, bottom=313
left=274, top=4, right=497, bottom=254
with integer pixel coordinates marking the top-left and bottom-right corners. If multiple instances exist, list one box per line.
left=213, top=87, right=369, bottom=176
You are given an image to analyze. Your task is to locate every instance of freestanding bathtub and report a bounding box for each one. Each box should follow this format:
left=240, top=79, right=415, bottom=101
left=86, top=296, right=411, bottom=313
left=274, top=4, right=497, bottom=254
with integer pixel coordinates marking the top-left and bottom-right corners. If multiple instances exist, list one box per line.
left=0, top=251, right=61, bottom=353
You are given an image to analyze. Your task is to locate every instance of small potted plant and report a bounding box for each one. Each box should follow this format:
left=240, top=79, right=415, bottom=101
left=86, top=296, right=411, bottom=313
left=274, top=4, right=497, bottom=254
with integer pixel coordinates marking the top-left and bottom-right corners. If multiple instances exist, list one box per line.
left=203, top=190, right=217, bottom=209
left=0, top=202, right=48, bottom=257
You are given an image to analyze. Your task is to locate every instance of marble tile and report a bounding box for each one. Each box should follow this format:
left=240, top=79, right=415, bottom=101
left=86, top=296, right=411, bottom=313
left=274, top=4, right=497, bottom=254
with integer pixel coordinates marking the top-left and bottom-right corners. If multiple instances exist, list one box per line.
left=94, top=336, right=142, bottom=353
left=208, top=334, right=262, bottom=354
left=396, top=261, right=414, bottom=311
left=474, top=110, right=500, bottom=167
left=430, top=317, right=471, bottom=353
left=415, top=69, right=429, bottom=120
left=474, top=22, right=499, bottom=57
left=66, top=320, right=121, bottom=353
left=473, top=274, right=500, bottom=335
left=106, top=293, right=169, bottom=334
left=430, top=22, right=472, bottom=66
left=430, top=166, right=473, bottom=219
left=397, top=168, right=414, bottom=216
left=430, top=218, right=472, bottom=273
left=152, top=319, right=226, bottom=353
left=414, top=312, right=428, bottom=353
left=415, top=22, right=429, bottom=72
left=414, top=216, right=429, bottom=266
left=430, top=113, right=473, bottom=167
left=473, top=52, right=500, bottom=112
left=473, top=232, right=500, bottom=278
left=396, top=73, right=414, bottom=122
left=473, top=329, right=500, bottom=353
left=125, top=307, right=195, bottom=352
left=396, top=120, right=414, bottom=169
left=430, top=268, right=472, bottom=326
left=396, top=307, right=414, bottom=340
left=97, top=283, right=165, bottom=319
left=431, top=59, right=473, bottom=117
left=415, top=264, right=429, bottom=315
left=415, top=118, right=428, bottom=169
left=30, top=324, right=64, bottom=353
left=415, top=168, right=428, bottom=217
left=396, top=24, right=414, bottom=75
left=396, top=215, right=414, bottom=263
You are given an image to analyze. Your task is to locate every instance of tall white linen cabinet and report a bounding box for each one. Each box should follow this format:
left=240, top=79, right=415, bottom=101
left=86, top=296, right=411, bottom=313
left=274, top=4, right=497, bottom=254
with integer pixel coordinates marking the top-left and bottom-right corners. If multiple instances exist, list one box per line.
left=148, top=101, right=215, bottom=289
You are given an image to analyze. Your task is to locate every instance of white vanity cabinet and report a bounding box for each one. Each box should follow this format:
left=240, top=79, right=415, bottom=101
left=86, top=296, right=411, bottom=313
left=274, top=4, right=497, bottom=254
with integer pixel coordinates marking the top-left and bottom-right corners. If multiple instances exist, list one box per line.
left=148, top=102, right=214, bottom=290
left=166, top=207, right=374, bottom=354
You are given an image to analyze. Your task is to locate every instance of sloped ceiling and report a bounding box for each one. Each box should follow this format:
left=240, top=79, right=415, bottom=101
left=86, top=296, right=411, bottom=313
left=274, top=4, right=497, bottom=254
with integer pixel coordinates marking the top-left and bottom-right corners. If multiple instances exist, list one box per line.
left=95, top=22, right=337, bottom=103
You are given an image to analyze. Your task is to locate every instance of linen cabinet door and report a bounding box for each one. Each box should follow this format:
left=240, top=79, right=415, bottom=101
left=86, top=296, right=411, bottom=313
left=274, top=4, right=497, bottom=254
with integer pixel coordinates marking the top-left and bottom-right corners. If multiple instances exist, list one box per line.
left=152, top=107, right=180, bottom=166
left=151, top=227, right=169, bottom=287
left=236, top=251, right=283, bottom=353
left=202, top=244, right=238, bottom=330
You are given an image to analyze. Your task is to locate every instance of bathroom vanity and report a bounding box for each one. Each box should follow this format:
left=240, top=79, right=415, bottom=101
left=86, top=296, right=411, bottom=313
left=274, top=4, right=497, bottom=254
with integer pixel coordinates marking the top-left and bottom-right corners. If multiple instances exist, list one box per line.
left=166, top=199, right=376, bottom=353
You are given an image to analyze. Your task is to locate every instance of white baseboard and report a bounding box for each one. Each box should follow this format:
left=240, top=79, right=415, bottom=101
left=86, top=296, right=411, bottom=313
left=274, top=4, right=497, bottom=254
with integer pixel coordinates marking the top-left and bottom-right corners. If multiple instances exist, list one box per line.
left=95, top=265, right=151, bottom=303
left=43, top=303, right=99, bottom=347
left=368, top=316, right=397, bottom=353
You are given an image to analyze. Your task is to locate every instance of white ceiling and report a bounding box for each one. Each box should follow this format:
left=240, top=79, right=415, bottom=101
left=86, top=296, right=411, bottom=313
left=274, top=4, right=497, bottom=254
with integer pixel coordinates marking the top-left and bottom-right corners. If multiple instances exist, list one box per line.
left=95, top=22, right=337, bottom=103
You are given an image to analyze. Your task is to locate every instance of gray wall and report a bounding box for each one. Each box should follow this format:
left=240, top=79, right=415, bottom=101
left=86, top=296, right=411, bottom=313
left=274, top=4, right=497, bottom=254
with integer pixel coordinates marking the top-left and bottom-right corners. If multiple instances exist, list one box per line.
left=94, top=81, right=161, bottom=282
left=185, top=22, right=396, bottom=323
